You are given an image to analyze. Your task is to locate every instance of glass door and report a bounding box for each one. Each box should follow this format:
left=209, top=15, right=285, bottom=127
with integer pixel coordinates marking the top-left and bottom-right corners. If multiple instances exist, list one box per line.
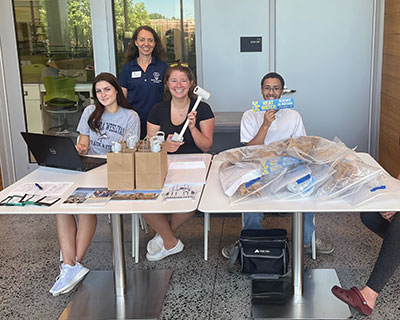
left=14, top=0, right=94, bottom=141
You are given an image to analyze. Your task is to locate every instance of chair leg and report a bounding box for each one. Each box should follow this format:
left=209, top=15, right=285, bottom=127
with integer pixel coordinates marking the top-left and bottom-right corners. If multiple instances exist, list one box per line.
left=311, top=214, right=317, bottom=260
left=132, top=213, right=135, bottom=258
left=139, top=214, right=148, bottom=234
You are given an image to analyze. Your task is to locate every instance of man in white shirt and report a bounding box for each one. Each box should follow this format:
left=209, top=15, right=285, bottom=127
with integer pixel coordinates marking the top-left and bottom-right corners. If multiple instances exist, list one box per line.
left=222, top=72, right=334, bottom=257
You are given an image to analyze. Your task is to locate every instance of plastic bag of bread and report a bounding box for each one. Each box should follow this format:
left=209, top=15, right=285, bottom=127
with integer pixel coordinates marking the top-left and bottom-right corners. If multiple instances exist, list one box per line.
left=273, top=164, right=336, bottom=199
left=315, top=154, right=383, bottom=201
left=284, top=136, right=353, bottom=165
left=219, top=154, right=303, bottom=199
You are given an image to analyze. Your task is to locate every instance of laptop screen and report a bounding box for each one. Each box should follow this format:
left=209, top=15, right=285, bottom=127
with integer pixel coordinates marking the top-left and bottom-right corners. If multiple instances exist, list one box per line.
left=21, top=132, right=105, bottom=171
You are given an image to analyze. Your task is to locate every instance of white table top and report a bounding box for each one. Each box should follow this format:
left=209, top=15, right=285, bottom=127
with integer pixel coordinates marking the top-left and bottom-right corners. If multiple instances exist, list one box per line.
left=0, top=154, right=211, bottom=215
left=198, top=152, right=400, bottom=213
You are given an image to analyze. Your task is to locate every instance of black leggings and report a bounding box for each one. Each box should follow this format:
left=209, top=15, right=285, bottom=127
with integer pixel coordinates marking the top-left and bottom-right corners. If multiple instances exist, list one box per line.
left=360, top=212, right=400, bottom=293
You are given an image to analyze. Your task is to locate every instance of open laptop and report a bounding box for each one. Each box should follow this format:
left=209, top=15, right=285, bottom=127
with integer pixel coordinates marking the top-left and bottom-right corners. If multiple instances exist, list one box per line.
left=21, top=132, right=107, bottom=172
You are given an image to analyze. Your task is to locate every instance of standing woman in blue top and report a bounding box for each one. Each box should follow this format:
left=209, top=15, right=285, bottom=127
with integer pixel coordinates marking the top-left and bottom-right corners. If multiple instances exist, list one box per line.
left=119, top=26, right=168, bottom=139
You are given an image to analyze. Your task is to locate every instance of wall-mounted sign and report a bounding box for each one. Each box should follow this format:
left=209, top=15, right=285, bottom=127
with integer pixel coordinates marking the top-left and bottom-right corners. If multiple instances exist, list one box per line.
left=240, top=36, right=262, bottom=52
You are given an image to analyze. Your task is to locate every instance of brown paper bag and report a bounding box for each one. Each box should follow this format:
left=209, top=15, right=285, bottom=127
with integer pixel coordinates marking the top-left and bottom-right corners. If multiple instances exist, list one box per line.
left=107, top=147, right=135, bottom=190
left=135, top=139, right=167, bottom=190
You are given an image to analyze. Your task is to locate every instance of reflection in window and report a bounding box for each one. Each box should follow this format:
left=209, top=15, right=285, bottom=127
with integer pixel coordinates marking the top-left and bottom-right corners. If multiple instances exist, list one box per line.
left=114, top=0, right=195, bottom=77
left=13, top=0, right=94, bottom=141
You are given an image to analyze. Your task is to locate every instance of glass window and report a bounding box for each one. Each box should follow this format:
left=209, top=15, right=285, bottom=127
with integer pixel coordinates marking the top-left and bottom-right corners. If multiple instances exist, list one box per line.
left=113, top=0, right=196, bottom=77
left=13, top=0, right=94, bottom=141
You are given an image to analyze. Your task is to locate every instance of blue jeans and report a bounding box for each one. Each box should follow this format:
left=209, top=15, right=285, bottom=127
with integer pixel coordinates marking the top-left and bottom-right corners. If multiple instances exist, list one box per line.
left=243, top=212, right=315, bottom=244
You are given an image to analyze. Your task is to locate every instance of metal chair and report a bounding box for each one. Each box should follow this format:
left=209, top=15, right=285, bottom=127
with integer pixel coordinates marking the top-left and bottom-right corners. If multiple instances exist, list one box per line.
left=42, top=76, right=80, bottom=134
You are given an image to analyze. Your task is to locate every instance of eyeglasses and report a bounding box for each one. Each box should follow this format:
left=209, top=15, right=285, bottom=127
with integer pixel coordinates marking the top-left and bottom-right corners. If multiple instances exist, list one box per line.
left=262, top=86, right=283, bottom=93
left=170, top=62, right=189, bottom=68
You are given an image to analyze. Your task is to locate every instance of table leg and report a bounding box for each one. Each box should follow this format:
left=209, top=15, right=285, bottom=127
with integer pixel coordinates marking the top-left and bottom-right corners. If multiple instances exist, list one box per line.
left=58, top=214, right=172, bottom=320
left=111, top=214, right=127, bottom=296
left=204, top=212, right=209, bottom=261
left=292, top=211, right=304, bottom=296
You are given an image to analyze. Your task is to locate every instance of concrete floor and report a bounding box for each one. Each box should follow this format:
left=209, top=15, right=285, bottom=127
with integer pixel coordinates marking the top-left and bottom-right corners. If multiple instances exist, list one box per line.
left=0, top=212, right=399, bottom=320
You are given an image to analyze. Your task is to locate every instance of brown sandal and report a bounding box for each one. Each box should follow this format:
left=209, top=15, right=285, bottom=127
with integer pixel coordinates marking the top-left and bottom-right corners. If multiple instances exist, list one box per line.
left=331, top=285, right=373, bottom=316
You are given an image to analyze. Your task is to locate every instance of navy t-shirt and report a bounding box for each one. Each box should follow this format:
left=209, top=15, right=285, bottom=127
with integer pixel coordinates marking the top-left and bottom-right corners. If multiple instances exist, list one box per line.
left=147, top=99, right=214, bottom=154
left=119, top=57, right=168, bottom=130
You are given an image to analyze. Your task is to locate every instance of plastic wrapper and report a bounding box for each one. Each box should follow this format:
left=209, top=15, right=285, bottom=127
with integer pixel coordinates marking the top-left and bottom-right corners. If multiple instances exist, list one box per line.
left=218, top=136, right=386, bottom=205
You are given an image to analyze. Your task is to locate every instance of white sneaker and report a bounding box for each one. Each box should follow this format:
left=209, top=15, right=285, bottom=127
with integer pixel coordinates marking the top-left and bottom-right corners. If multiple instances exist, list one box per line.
left=146, top=239, right=184, bottom=261
left=49, top=262, right=89, bottom=296
left=147, top=233, right=164, bottom=255
left=304, top=238, right=335, bottom=255
left=221, top=244, right=235, bottom=259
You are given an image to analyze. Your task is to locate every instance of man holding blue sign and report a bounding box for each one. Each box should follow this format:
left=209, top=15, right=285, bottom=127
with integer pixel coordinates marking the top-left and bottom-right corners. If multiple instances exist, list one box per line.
left=222, top=72, right=334, bottom=257
left=241, top=73, right=304, bottom=145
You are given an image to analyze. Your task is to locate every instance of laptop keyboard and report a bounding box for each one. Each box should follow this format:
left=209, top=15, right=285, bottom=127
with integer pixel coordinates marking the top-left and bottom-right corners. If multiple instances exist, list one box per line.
left=81, top=156, right=106, bottom=170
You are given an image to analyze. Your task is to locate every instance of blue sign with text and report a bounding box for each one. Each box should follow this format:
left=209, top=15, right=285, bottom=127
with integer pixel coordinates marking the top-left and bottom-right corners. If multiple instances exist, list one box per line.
left=252, top=98, right=294, bottom=112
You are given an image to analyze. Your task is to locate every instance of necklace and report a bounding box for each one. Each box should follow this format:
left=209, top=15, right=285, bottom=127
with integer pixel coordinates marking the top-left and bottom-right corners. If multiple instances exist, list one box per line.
left=172, top=100, right=189, bottom=118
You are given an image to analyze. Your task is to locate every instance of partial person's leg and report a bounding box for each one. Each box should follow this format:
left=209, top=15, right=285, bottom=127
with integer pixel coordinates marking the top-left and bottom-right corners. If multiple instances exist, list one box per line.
left=360, top=211, right=387, bottom=239
left=57, top=214, right=78, bottom=265
left=333, top=212, right=400, bottom=312
left=75, top=214, right=97, bottom=262
left=170, top=211, right=195, bottom=232
left=243, top=212, right=264, bottom=230
left=304, top=212, right=334, bottom=254
left=143, top=214, right=177, bottom=249
left=303, top=212, right=315, bottom=244
left=220, top=212, right=264, bottom=258
left=51, top=214, right=91, bottom=296
left=362, top=212, right=400, bottom=299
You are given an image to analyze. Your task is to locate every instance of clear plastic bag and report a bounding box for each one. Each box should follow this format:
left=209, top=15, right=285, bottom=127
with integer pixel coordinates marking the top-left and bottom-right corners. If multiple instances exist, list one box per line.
left=230, top=169, right=287, bottom=205
left=219, top=161, right=261, bottom=197
left=339, top=173, right=389, bottom=207
left=274, top=164, right=336, bottom=200
left=315, top=154, right=383, bottom=201
left=217, top=136, right=386, bottom=205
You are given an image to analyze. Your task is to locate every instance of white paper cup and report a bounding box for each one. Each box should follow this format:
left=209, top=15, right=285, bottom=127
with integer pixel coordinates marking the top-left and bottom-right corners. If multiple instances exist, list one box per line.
left=126, top=135, right=138, bottom=148
left=150, top=137, right=161, bottom=152
left=155, top=131, right=165, bottom=142
left=111, top=141, right=122, bottom=153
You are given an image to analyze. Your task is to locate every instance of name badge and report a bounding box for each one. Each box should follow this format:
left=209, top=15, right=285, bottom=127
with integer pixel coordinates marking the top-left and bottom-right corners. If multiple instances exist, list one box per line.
left=131, top=71, right=141, bottom=78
